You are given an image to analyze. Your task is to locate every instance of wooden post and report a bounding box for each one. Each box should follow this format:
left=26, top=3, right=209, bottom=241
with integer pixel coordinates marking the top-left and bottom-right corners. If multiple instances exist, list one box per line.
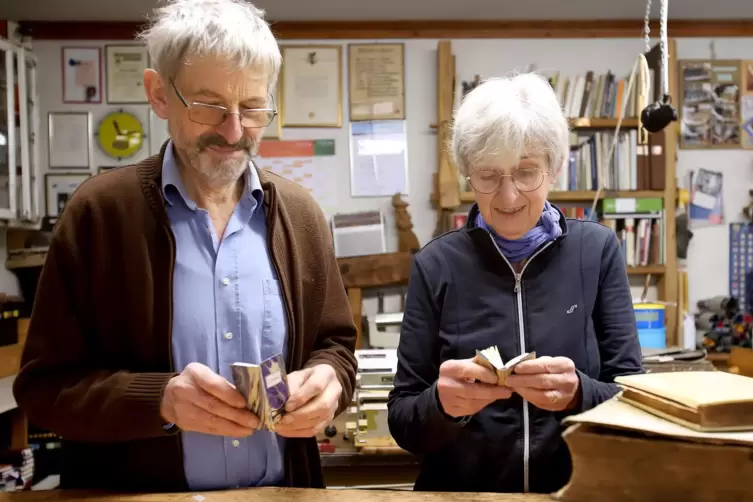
left=436, top=41, right=460, bottom=211
left=662, top=38, right=679, bottom=347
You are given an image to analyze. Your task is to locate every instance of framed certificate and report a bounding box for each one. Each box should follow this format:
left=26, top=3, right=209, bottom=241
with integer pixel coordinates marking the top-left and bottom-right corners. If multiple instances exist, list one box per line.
left=47, top=111, right=92, bottom=170
left=348, top=43, right=406, bottom=121
left=45, top=173, right=90, bottom=217
left=105, top=44, right=149, bottom=104
left=280, top=45, right=342, bottom=128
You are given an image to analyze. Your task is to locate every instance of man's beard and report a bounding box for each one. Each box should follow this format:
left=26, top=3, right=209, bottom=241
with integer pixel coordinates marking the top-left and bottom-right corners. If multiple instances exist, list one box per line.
left=185, top=133, right=259, bottom=185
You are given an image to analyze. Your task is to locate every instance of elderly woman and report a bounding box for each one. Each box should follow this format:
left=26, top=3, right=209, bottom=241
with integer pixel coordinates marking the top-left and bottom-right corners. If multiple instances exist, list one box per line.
left=387, top=74, right=643, bottom=494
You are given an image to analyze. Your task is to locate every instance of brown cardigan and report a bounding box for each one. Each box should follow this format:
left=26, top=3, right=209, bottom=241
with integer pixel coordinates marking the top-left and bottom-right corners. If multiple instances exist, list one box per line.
left=13, top=148, right=358, bottom=492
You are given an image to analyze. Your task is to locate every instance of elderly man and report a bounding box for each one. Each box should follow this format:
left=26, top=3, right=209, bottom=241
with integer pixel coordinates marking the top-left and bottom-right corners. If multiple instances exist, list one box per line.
left=13, top=0, right=357, bottom=493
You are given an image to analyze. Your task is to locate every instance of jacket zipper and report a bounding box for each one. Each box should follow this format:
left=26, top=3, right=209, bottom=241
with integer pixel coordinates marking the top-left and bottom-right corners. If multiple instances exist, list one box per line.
left=487, top=234, right=553, bottom=493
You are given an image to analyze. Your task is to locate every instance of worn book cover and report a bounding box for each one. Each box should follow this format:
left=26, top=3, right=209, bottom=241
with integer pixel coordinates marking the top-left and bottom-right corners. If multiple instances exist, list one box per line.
left=231, top=353, right=290, bottom=431
left=615, top=371, right=753, bottom=431
left=473, top=345, right=536, bottom=386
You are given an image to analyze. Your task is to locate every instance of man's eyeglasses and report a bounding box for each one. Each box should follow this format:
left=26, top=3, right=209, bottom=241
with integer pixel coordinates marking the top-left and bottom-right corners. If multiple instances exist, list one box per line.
left=169, top=79, right=277, bottom=128
left=466, top=167, right=546, bottom=194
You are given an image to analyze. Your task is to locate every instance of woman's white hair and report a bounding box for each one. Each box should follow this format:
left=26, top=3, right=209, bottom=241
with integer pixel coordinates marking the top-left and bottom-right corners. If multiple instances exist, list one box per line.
left=137, top=0, right=281, bottom=90
left=451, top=73, right=570, bottom=177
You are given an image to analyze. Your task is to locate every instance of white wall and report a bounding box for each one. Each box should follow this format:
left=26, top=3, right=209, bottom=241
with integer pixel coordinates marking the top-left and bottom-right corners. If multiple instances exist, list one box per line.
left=5, top=36, right=753, bottom=320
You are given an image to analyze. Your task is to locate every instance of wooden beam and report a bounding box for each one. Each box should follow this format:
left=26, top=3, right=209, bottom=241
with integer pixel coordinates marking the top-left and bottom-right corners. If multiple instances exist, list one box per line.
left=18, top=21, right=147, bottom=40
left=17, top=19, right=753, bottom=41
left=337, top=252, right=413, bottom=290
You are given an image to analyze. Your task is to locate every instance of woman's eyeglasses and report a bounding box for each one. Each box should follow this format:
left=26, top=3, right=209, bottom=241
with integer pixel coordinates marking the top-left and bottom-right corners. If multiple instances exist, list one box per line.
left=466, top=167, right=546, bottom=194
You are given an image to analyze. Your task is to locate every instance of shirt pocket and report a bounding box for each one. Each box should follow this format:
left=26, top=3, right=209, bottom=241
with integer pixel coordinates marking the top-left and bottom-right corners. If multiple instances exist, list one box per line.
left=262, top=279, right=288, bottom=360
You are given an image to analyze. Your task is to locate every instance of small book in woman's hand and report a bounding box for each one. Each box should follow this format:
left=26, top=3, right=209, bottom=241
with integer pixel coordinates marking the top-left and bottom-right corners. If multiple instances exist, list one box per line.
left=473, top=346, right=536, bottom=386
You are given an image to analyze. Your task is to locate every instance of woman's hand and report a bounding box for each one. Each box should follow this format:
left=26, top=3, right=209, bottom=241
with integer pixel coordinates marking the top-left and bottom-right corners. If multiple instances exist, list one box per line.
left=504, top=356, right=581, bottom=412
left=437, top=359, right=513, bottom=418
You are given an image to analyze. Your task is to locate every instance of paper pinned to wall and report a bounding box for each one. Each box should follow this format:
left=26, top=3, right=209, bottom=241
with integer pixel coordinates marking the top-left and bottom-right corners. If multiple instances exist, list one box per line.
left=349, top=120, right=409, bottom=197
left=689, top=168, right=724, bottom=226
left=255, top=139, right=337, bottom=212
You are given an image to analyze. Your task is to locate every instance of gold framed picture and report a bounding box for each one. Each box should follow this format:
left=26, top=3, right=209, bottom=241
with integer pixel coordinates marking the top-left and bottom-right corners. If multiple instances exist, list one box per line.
left=279, top=45, right=342, bottom=128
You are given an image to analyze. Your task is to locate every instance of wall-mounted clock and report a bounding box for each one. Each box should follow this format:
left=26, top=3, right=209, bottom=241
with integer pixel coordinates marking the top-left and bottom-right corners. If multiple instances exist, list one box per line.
left=95, top=110, right=147, bottom=160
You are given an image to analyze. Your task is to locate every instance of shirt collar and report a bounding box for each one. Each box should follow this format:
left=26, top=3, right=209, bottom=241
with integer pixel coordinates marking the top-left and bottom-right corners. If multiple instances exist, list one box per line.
left=161, top=140, right=264, bottom=212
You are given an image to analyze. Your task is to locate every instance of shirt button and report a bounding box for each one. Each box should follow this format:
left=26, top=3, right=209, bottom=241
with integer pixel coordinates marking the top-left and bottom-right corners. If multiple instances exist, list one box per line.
left=224, top=332, right=233, bottom=340
left=222, top=277, right=230, bottom=286
left=232, top=439, right=240, bottom=447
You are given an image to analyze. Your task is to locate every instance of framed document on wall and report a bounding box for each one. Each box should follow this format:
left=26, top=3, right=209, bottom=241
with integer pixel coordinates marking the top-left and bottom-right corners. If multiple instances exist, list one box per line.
left=61, top=47, right=103, bottom=104
left=280, top=45, right=342, bottom=128
left=105, top=44, right=149, bottom=104
left=45, top=173, right=90, bottom=217
left=348, top=43, right=406, bottom=121
left=48, top=111, right=92, bottom=170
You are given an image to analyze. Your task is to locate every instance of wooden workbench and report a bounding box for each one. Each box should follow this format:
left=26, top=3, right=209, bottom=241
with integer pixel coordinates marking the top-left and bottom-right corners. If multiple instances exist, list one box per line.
left=321, top=451, right=420, bottom=486
left=0, top=488, right=553, bottom=501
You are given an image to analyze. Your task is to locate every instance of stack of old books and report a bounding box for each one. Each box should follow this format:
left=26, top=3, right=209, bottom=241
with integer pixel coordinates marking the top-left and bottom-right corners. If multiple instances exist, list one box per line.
left=555, top=371, right=753, bottom=502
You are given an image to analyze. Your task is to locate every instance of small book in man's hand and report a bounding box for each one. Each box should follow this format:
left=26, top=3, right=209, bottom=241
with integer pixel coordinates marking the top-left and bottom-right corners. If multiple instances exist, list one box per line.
left=472, top=346, right=536, bottom=386
left=231, top=353, right=290, bottom=431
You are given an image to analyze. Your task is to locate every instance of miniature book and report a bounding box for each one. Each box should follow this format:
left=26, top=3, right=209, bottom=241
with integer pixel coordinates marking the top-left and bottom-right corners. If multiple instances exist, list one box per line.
left=231, top=353, right=290, bottom=431
left=472, top=345, right=536, bottom=386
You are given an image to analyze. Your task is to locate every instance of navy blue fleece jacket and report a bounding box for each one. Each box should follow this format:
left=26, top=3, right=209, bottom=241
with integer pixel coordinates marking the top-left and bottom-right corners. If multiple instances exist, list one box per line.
left=387, top=203, right=644, bottom=493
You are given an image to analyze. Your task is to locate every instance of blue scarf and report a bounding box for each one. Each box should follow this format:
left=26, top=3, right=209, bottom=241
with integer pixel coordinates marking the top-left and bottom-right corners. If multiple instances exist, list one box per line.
left=475, top=201, right=562, bottom=263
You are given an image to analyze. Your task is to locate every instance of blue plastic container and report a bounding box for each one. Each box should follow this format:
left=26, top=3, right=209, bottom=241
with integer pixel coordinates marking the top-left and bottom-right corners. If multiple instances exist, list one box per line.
left=634, top=303, right=666, bottom=348
left=637, top=327, right=667, bottom=348
left=634, top=303, right=665, bottom=330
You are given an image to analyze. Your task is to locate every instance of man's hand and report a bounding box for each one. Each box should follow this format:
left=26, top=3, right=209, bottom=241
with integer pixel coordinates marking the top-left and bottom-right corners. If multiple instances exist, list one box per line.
left=505, top=356, right=581, bottom=412
left=274, top=364, right=342, bottom=438
left=436, top=359, right=513, bottom=418
left=161, top=362, right=259, bottom=437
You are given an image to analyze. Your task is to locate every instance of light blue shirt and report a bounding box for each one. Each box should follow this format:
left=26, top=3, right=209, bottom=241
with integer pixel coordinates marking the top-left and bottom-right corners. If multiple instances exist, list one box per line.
left=162, top=142, right=288, bottom=491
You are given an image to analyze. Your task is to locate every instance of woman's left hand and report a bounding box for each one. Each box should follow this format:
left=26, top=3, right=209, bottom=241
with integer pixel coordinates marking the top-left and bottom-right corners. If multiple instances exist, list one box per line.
left=504, top=356, right=581, bottom=412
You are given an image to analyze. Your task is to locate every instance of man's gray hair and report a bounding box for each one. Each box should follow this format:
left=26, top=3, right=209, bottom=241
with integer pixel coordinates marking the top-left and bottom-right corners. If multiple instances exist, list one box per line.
left=451, top=73, right=570, bottom=177
left=137, top=0, right=282, bottom=90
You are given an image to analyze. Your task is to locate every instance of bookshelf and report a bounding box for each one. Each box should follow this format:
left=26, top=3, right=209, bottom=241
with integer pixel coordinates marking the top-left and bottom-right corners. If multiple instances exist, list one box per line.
left=432, top=39, right=679, bottom=346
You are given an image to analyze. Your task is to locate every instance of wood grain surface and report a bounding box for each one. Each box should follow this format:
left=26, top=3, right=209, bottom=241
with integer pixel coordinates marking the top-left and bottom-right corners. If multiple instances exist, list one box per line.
left=0, top=488, right=555, bottom=502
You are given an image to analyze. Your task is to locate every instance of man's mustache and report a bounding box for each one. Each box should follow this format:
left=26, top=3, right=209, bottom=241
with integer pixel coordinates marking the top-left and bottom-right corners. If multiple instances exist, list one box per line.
left=197, top=135, right=256, bottom=152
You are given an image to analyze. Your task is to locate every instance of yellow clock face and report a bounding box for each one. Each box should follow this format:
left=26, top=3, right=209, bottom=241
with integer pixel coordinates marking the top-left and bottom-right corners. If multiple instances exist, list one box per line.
left=96, top=111, right=145, bottom=160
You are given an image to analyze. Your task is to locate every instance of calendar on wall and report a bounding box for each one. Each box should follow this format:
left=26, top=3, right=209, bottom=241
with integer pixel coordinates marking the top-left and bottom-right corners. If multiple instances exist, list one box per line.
left=729, top=223, right=753, bottom=311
